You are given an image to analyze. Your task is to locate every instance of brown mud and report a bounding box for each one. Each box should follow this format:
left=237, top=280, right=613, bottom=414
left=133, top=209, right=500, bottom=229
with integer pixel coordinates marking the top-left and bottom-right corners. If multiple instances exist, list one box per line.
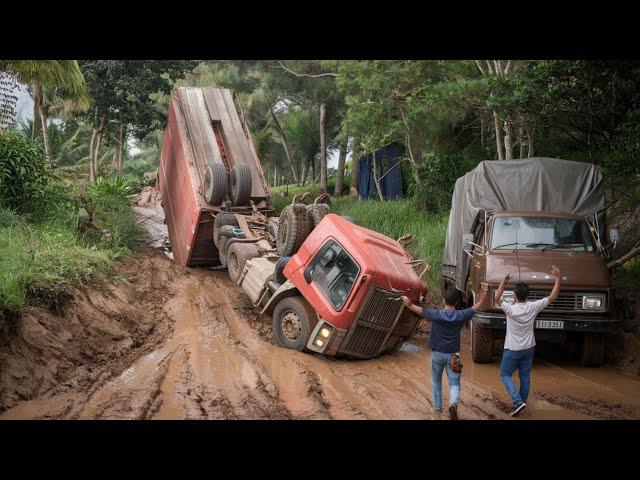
left=1, top=188, right=639, bottom=420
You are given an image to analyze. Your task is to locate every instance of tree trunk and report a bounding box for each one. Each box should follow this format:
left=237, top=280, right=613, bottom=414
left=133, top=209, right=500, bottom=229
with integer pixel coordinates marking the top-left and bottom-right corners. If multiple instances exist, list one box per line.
left=526, top=124, right=534, bottom=157
left=518, top=126, right=524, bottom=159
left=39, top=102, right=50, bottom=160
left=334, top=135, right=348, bottom=196
left=493, top=111, right=504, bottom=160
left=319, top=103, right=327, bottom=193
left=117, top=122, right=124, bottom=173
left=503, top=119, right=513, bottom=160
left=397, top=104, right=421, bottom=184
left=349, top=139, right=360, bottom=200
left=480, top=116, right=485, bottom=149
left=90, top=117, right=105, bottom=183
left=300, top=160, right=307, bottom=187
left=271, top=109, right=299, bottom=184
left=372, top=151, right=385, bottom=201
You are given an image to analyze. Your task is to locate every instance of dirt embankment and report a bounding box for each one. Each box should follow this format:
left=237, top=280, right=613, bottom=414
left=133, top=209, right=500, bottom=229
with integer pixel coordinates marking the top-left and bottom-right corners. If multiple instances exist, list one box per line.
left=2, top=187, right=639, bottom=420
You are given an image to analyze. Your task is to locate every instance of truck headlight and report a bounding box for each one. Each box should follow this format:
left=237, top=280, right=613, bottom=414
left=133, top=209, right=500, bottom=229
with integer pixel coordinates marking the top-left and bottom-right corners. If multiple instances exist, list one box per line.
left=582, top=295, right=604, bottom=310
left=308, top=322, right=335, bottom=353
left=319, top=327, right=332, bottom=338
left=499, top=290, right=515, bottom=305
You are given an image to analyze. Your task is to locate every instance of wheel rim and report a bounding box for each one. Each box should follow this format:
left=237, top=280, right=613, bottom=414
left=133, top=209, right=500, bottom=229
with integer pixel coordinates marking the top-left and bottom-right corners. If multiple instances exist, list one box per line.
left=281, top=310, right=302, bottom=341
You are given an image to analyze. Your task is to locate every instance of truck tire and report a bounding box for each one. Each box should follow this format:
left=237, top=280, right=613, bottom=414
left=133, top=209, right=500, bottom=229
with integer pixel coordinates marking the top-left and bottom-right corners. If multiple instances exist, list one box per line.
left=204, top=163, right=228, bottom=206
left=274, top=257, right=290, bottom=285
left=471, top=319, right=494, bottom=363
left=580, top=333, right=605, bottom=367
left=277, top=204, right=311, bottom=257
left=218, top=236, right=229, bottom=266
left=306, top=203, right=330, bottom=228
left=213, top=213, right=239, bottom=248
left=230, top=164, right=252, bottom=206
left=267, top=217, right=279, bottom=238
left=272, top=296, right=317, bottom=352
left=227, top=243, right=260, bottom=284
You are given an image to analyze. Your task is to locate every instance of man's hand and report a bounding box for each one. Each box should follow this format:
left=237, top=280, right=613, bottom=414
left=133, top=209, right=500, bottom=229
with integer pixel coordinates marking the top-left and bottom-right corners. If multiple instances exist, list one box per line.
left=401, top=296, right=412, bottom=308
left=548, top=265, right=562, bottom=303
left=551, top=265, right=560, bottom=277
left=504, top=272, right=511, bottom=283
left=495, top=272, right=512, bottom=306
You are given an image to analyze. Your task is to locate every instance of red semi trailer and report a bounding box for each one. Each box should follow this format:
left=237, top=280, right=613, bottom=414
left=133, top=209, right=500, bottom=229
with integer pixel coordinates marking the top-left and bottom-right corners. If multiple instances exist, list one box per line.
left=158, top=87, right=427, bottom=358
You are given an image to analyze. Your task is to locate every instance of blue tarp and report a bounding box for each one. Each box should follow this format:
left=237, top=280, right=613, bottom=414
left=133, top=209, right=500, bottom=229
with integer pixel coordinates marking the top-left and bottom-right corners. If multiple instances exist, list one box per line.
left=358, top=143, right=403, bottom=200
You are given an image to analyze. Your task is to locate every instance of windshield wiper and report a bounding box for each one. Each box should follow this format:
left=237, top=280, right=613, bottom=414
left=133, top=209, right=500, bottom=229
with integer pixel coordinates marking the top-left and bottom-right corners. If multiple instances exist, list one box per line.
left=492, top=242, right=524, bottom=249
left=524, top=242, right=556, bottom=248
left=541, top=243, right=584, bottom=251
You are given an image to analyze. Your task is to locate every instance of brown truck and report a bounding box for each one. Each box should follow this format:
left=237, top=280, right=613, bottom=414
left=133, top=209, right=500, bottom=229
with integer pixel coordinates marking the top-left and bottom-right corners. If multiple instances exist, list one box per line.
left=442, top=158, right=620, bottom=366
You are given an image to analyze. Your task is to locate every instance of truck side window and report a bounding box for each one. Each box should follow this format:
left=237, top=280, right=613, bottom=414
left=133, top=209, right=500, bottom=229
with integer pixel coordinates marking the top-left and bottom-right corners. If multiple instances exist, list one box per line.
left=309, top=240, right=360, bottom=311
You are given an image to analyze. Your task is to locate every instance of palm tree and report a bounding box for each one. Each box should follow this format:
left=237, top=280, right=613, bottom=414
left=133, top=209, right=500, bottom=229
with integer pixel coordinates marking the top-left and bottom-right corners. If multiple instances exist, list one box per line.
left=2, top=61, right=90, bottom=159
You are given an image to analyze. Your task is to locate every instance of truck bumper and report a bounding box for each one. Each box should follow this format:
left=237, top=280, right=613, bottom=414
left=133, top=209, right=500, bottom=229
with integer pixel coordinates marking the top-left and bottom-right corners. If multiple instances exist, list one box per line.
left=473, top=311, right=619, bottom=333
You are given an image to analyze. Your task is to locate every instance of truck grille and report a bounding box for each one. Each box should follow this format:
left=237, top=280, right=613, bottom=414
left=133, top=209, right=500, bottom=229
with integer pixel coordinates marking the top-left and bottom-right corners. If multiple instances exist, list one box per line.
left=339, top=286, right=404, bottom=358
left=528, top=291, right=606, bottom=311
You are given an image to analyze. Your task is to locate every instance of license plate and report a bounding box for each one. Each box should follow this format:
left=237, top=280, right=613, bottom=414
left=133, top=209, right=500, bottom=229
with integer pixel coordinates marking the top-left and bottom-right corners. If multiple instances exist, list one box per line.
left=536, top=320, right=564, bottom=329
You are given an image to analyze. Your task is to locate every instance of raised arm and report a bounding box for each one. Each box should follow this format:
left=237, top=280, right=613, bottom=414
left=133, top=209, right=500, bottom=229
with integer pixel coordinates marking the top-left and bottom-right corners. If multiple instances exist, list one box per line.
left=401, top=296, right=424, bottom=316
left=494, top=273, right=511, bottom=305
left=548, top=265, right=561, bottom=303
left=471, top=286, right=490, bottom=312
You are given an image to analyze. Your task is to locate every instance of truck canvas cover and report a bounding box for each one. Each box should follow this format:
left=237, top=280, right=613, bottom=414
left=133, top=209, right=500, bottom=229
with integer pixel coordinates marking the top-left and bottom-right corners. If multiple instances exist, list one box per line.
left=443, top=157, right=605, bottom=289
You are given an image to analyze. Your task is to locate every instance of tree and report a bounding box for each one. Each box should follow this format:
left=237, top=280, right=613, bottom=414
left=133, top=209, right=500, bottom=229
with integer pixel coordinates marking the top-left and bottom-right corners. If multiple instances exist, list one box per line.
left=2, top=60, right=90, bottom=159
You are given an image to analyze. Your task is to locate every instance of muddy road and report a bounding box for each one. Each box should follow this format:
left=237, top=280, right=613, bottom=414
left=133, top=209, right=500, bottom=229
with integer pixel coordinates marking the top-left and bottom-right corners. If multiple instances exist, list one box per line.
left=1, top=190, right=639, bottom=420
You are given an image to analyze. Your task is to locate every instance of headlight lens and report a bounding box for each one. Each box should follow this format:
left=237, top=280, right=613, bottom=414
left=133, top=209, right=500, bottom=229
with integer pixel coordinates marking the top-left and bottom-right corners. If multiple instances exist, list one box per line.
left=583, top=296, right=604, bottom=310
left=314, top=338, right=325, bottom=347
left=320, top=327, right=332, bottom=338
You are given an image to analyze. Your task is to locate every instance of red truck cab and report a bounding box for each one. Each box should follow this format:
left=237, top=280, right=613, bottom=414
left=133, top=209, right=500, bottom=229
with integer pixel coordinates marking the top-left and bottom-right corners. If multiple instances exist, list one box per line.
left=275, top=214, right=426, bottom=358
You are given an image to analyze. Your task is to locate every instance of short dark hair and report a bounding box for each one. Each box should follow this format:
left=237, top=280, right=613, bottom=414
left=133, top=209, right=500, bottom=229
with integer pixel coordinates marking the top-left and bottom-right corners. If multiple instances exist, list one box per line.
left=443, top=288, right=459, bottom=306
left=514, top=283, right=529, bottom=302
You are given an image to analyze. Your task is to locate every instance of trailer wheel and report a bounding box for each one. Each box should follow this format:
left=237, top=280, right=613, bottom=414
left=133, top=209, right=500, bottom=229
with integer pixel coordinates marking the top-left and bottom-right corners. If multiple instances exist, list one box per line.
left=274, top=257, right=290, bottom=285
left=471, top=319, right=494, bottom=363
left=230, top=164, right=252, bottom=206
left=213, top=213, right=239, bottom=248
left=218, top=236, right=229, bottom=266
left=277, top=205, right=311, bottom=257
left=227, top=243, right=260, bottom=284
left=204, top=163, right=228, bottom=206
left=580, top=333, right=605, bottom=367
left=306, top=203, right=330, bottom=228
left=267, top=217, right=279, bottom=238
left=273, top=296, right=317, bottom=352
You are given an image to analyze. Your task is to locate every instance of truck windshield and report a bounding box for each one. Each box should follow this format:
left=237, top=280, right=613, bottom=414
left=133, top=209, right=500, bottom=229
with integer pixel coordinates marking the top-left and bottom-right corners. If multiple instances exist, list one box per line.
left=310, top=240, right=360, bottom=311
left=491, top=216, right=595, bottom=252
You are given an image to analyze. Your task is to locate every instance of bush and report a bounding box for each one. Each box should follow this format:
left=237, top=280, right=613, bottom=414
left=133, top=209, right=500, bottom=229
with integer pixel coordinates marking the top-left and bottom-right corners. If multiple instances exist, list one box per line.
left=0, top=129, right=57, bottom=215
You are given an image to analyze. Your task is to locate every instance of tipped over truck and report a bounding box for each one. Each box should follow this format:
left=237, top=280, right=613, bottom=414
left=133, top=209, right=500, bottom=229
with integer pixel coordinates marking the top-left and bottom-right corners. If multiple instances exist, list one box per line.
left=443, top=158, right=620, bottom=366
left=158, top=87, right=426, bottom=358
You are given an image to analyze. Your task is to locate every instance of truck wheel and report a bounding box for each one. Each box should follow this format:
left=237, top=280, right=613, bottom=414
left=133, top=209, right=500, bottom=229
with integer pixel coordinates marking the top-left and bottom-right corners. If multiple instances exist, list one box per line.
left=204, top=163, right=228, bottom=206
left=580, top=333, right=605, bottom=367
left=272, top=296, right=317, bottom=352
left=230, top=164, right=252, bottom=206
left=471, top=320, right=494, bottom=363
left=306, top=203, right=330, bottom=228
left=267, top=217, right=279, bottom=238
left=274, top=257, right=290, bottom=284
left=218, top=236, right=229, bottom=266
left=277, top=204, right=311, bottom=257
left=213, top=213, right=239, bottom=248
left=227, top=243, right=260, bottom=284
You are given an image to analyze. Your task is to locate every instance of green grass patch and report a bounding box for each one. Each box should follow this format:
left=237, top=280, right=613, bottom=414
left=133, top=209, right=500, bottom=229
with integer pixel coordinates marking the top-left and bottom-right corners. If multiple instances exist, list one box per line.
left=271, top=184, right=449, bottom=294
left=0, top=211, right=110, bottom=318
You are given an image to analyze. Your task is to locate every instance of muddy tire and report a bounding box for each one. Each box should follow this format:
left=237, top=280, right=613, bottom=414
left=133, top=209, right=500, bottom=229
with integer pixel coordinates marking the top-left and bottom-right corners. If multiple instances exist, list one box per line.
left=267, top=217, right=279, bottom=238
left=580, top=333, right=605, bottom=367
left=204, top=163, right=228, bottom=206
left=218, top=236, right=229, bottom=266
left=227, top=243, right=260, bottom=284
left=273, top=296, right=317, bottom=352
left=276, top=204, right=311, bottom=257
left=274, top=257, right=290, bottom=285
left=230, top=164, right=252, bottom=206
left=306, top=203, right=330, bottom=228
left=471, top=319, right=494, bottom=363
left=213, top=213, right=239, bottom=248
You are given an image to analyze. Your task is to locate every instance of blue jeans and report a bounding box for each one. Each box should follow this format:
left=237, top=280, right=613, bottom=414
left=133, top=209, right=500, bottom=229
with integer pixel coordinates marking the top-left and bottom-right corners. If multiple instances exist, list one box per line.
left=431, top=350, right=461, bottom=412
left=500, top=347, right=535, bottom=406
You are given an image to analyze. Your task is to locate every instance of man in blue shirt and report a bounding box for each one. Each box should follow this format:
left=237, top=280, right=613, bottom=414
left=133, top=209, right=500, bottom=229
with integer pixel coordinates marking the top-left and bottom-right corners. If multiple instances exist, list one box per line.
left=402, top=287, right=488, bottom=420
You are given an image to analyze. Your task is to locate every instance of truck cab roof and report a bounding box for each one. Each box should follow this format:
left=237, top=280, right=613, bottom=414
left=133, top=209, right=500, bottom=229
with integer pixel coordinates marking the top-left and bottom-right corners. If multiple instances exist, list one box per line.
left=492, top=210, right=587, bottom=221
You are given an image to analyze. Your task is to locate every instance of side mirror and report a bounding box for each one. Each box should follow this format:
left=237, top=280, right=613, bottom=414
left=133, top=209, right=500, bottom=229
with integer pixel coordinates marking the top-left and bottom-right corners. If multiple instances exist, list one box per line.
left=609, top=229, right=620, bottom=246
left=303, top=265, right=314, bottom=284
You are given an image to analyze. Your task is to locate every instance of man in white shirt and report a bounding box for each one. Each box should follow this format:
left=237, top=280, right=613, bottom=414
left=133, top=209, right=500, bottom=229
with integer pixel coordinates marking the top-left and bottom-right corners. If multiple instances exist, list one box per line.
left=494, top=265, right=561, bottom=417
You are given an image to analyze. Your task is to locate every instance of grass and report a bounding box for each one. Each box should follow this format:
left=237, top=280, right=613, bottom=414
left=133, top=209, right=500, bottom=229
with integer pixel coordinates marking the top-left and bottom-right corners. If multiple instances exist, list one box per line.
left=270, top=183, right=449, bottom=294
left=0, top=178, right=140, bottom=324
